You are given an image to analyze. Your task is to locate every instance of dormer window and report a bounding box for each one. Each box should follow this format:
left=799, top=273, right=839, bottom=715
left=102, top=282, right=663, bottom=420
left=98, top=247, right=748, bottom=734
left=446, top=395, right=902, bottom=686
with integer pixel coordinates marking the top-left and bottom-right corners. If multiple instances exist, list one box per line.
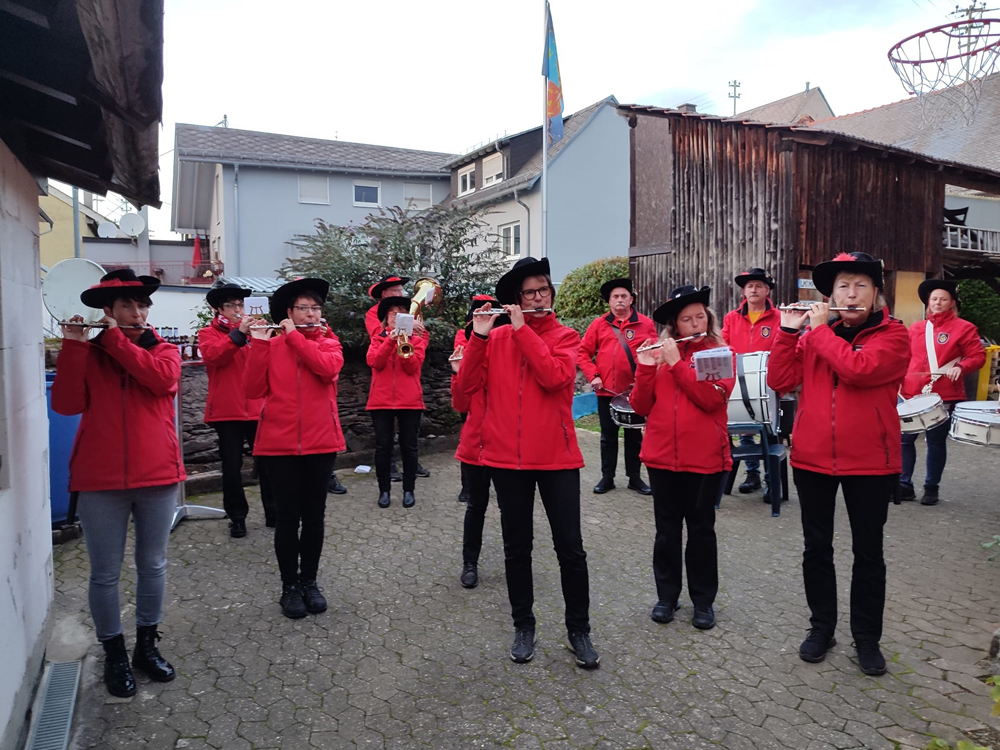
left=483, top=153, right=503, bottom=187
left=458, top=165, right=476, bottom=196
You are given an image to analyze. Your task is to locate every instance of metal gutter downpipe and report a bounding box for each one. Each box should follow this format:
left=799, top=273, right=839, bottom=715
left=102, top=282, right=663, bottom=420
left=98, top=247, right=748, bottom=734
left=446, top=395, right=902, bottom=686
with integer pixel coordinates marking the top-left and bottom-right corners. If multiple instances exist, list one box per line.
left=233, top=164, right=240, bottom=276
left=72, top=187, right=81, bottom=257
left=513, top=188, right=530, bottom=257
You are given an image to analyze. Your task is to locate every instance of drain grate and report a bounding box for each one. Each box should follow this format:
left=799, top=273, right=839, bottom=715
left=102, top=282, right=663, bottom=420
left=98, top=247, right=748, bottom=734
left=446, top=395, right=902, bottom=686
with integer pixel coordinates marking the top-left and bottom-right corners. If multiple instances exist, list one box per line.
left=28, top=661, right=81, bottom=750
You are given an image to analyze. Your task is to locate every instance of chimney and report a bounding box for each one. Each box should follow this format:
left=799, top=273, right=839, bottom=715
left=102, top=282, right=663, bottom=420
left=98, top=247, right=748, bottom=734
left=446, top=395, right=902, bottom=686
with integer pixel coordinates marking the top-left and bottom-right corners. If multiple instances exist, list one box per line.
left=676, top=103, right=698, bottom=114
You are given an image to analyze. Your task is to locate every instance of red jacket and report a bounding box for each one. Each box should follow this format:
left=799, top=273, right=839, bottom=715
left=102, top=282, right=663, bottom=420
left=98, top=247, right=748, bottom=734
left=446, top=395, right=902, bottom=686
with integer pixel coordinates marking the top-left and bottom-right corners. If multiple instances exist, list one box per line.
left=365, top=304, right=382, bottom=338
left=366, top=331, right=427, bottom=410
left=198, top=318, right=263, bottom=423
left=51, top=328, right=186, bottom=492
left=451, top=329, right=487, bottom=465
left=577, top=310, right=658, bottom=397
left=247, top=329, right=346, bottom=455
left=456, top=314, right=584, bottom=471
left=630, top=337, right=735, bottom=473
left=721, top=300, right=782, bottom=354
left=767, top=309, right=910, bottom=476
left=901, top=309, right=984, bottom=401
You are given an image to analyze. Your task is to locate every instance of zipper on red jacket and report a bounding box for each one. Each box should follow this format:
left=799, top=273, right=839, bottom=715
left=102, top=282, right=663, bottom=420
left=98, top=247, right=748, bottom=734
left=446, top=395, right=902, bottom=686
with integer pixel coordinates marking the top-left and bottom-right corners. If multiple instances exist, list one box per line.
left=121, top=369, right=129, bottom=486
left=297, top=360, right=303, bottom=454
left=518, top=358, right=526, bottom=469
left=831, top=373, right=838, bottom=474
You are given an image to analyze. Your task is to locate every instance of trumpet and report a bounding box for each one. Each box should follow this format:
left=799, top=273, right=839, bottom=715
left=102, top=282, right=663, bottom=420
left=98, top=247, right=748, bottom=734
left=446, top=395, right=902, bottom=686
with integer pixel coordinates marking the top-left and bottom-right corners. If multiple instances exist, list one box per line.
left=397, top=278, right=443, bottom=359
left=472, top=307, right=553, bottom=315
left=779, top=304, right=866, bottom=312
left=636, top=332, right=707, bottom=353
left=60, top=321, right=151, bottom=330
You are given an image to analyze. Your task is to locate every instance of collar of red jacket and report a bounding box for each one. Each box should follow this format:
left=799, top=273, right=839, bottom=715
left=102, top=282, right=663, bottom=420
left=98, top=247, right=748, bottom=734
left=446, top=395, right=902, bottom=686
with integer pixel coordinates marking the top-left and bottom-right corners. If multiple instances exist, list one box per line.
left=525, top=311, right=559, bottom=331
left=827, top=306, right=891, bottom=334
left=212, top=315, right=233, bottom=332
left=927, top=308, right=957, bottom=326
left=738, top=298, right=774, bottom=316
left=603, top=309, right=639, bottom=325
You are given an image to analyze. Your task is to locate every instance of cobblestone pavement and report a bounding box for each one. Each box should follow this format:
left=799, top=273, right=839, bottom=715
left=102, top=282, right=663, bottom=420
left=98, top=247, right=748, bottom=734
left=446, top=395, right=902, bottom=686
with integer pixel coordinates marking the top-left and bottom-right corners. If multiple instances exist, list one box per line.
left=55, top=430, right=1000, bottom=750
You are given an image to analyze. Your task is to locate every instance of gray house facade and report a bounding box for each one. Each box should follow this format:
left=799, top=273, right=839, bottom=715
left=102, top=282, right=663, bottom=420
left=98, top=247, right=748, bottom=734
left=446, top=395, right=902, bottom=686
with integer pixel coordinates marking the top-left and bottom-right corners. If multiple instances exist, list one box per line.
left=449, top=96, right=630, bottom=284
left=172, top=125, right=456, bottom=278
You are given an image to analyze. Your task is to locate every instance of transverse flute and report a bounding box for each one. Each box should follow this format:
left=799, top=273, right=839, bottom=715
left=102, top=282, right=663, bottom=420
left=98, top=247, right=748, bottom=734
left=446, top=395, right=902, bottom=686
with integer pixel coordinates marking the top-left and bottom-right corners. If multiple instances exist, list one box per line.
left=779, top=304, right=866, bottom=312
left=471, top=308, right=553, bottom=315
left=636, top=332, right=707, bottom=353
left=249, top=323, right=327, bottom=330
left=60, top=322, right=151, bottom=329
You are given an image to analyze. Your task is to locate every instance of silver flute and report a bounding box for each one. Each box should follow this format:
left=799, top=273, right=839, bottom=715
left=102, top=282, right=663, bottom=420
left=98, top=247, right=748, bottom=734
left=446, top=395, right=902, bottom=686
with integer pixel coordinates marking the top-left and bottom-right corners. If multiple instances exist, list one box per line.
left=471, top=307, right=554, bottom=315
left=636, top=332, right=707, bottom=353
left=249, top=323, right=327, bottom=330
left=61, top=321, right=151, bottom=329
left=779, top=304, right=867, bottom=312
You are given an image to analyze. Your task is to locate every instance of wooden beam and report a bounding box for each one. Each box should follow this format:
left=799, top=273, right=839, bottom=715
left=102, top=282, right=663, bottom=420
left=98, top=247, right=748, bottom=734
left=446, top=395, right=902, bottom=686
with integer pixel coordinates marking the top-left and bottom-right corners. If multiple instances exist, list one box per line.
left=0, top=0, right=49, bottom=27
left=0, top=69, right=76, bottom=105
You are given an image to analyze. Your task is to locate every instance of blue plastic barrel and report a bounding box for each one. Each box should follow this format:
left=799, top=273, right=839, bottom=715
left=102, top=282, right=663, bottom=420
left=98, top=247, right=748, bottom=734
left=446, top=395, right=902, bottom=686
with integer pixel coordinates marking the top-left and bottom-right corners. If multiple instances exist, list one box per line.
left=572, top=392, right=598, bottom=419
left=45, top=372, right=80, bottom=525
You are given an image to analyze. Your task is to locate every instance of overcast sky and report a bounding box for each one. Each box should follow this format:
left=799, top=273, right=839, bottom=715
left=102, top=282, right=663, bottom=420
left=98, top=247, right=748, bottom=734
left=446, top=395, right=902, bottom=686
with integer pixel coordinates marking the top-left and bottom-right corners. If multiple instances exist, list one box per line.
left=128, top=0, right=955, bottom=237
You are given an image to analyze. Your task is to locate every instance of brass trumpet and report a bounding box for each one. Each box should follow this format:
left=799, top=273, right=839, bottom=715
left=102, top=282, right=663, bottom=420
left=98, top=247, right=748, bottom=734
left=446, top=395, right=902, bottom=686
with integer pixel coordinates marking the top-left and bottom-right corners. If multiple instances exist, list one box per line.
left=398, top=277, right=443, bottom=359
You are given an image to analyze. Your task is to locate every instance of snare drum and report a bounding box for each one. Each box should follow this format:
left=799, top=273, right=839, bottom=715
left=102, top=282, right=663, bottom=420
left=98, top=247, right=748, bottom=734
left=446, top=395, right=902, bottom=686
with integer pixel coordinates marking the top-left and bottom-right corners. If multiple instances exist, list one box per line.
left=727, top=351, right=780, bottom=434
left=897, top=394, right=949, bottom=434
left=953, top=401, right=1000, bottom=416
left=610, top=394, right=645, bottom=429
left=949, top=412, right=1000, bottom=446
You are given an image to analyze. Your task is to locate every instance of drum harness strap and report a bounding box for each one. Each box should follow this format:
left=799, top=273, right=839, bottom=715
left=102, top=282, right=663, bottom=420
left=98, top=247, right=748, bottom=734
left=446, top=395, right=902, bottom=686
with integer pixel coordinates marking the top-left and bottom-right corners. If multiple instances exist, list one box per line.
left=607, top=320, right=637, bottom=377
left=736, top=354, right=755, bottom=421
left=922, top=321, right=960, bottom=395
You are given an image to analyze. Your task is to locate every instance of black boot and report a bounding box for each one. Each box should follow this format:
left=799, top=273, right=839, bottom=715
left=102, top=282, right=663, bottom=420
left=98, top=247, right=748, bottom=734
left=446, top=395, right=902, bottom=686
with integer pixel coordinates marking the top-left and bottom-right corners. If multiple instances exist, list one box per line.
left=593, top=477, right=615, bottom=494
left=300, top=579, right=328, bottom=614
left=415, top=464, right=431, bottom=478
left=132, top=626, right=176, bottom=682
left=738, top=473, right=761, bottom=494
left=389, top=460, right=402, bottom=483
left=102, top=634, right=136, bottom=697
left=377, top=491, right=391, bottom=509
left=327, top=473, right=347, bottom=495
left=402, top=490, right=416, bottom=508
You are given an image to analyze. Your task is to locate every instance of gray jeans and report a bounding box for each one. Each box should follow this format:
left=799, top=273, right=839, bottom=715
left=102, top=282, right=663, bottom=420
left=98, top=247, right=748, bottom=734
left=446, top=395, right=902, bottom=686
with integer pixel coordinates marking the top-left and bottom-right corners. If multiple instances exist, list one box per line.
left=77, top=484, right=177, bottom=641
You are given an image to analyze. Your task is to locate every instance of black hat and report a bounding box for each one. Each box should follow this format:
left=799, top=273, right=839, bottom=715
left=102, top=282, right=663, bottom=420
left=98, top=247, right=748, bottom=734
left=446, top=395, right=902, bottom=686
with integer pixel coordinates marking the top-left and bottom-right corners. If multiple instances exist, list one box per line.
left=918, top=278, right=961, bottom=308
left=600, top=278, right=634, bottom=302
left=495, top=256, right=551, bottom=305
left=369, top=274, right=411, bottom=300
left=812, top=252, right=884, bottom=297
left=734, top=267, right=775, bottom=289
left=206, top=283, right=252, bottom=309
left=652, top=285, right=711, bottom=325
left=269, top=278, right=329, bottom=323
left=80, top=268, right=160, bottom=309
left=464, top=294, right=509, bottom=340
left=377, top=295, right=410, bottom=322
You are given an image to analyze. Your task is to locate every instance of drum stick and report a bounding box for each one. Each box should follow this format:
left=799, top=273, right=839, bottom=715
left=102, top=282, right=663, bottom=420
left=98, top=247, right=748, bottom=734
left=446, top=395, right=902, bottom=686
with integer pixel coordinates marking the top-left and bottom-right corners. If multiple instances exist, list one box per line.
left=471, top=308, right=553, bottom=315
left=636, top=332, right=707, bottom=353
left=60, top=322, right=151, bottom=330
left=779, top=304, right=866, bottom=312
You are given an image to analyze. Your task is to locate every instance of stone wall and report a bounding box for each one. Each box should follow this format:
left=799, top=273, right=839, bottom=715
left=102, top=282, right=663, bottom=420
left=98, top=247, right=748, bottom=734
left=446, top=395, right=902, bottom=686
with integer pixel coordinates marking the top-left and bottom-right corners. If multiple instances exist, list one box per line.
left=181, top=346, right=463, bottom=473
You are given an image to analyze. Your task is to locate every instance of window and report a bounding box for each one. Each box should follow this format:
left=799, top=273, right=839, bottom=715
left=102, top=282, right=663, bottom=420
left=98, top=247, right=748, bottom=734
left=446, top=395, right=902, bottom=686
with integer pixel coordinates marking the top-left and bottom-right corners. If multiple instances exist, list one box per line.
left=298, top=173, right=329, bottom=204
left=483, top=153, right=503, bottom=187
left=499, top=222, right=521, bottom=256
left=403, top=182, right=432, bottom=211
left=354, top=180, right=381, bottom=207
left=458, top=165, right=476, bottom=196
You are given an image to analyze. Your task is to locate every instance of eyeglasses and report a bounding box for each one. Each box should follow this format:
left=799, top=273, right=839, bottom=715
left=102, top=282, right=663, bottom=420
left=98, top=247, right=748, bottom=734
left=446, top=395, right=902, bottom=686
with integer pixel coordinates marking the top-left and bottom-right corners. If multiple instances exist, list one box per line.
left=222, top=302, right=244, bottom=309
left=520, top=285, right=552, bottom=300
left=292, top=305, right=323, bottom=313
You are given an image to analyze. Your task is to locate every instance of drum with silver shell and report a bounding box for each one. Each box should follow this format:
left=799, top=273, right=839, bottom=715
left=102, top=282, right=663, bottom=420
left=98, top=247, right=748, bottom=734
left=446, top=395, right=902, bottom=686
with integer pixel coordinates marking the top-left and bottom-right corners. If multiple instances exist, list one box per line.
left=610, top=394, right=646, bottom=429
left=897, top=393, right=949, bottom=434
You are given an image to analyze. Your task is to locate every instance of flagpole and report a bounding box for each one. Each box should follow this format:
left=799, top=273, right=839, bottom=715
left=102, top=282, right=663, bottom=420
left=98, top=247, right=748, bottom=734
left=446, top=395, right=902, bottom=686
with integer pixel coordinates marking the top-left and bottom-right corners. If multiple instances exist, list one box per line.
left=541, top=0, right=548, bottom=260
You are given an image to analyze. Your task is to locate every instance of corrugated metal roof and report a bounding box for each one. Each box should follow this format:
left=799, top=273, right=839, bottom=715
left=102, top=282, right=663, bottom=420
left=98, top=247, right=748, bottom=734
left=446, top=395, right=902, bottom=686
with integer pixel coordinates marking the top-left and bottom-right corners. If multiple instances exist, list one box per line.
left=218, top=276, right=284, bottom=294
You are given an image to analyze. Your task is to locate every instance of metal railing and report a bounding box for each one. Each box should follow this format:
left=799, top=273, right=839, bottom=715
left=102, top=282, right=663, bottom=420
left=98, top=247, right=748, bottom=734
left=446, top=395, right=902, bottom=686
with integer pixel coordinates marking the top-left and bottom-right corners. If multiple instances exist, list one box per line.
left=97, top=260, right=224, bottom=285
left=943, top=223, right=1000, bottom=256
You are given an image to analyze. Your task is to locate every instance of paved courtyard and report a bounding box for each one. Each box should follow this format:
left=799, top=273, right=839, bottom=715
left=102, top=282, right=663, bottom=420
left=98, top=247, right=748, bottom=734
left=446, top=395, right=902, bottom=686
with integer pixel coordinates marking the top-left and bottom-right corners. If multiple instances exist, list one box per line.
left=54, top=430, right=1000, bottom=750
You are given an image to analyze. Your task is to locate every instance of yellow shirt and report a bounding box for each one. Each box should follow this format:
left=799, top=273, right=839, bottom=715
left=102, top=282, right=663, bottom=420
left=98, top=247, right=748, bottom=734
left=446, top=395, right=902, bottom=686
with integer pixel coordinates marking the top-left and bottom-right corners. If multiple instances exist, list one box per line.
left=747, top=311, right=763, bottom=325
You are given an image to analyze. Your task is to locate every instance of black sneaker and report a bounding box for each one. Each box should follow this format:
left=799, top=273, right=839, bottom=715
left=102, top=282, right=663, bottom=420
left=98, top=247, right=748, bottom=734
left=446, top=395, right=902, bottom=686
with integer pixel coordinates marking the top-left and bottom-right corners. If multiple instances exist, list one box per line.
left=799, top=629, right=836, bottom=663
left=628, top=477, right=652, bottom=496
left=567, top=631, right=600, bottom=669
left=738, top=474, right=762, bottom=493
left=327, top=473, right=347, bottom=494
left=692, top=606, right=716, bottom=630
left=651, top=601, right=680, bottom=623
left=460, top=562, right=479, bottom=588
left=855, top=641, right=887, bottom=675
left=458, top=489, right=470, bottom=503
left=899, top=483, right=916, bottom=501
left=299, top=580, right=327, bottom=614
left=279, top=584, right=307, bottom=619
left=415, top=464, right=431, bottom=478
left=229, top=519, right=247, bottom=538
left=920, top=487, right=940, bottom=506
left=390, top=461, right=402, bottom=483
left=510, top=628, right=536, bottom=663
left=593, top=477, right=615, bottom=494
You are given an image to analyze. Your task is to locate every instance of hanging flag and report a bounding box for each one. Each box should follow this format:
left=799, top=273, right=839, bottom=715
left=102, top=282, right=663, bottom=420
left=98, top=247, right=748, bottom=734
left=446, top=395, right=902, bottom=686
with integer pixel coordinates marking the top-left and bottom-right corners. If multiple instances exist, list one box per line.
left=542, top=1, right=564, bottom=144
left=191, top=235, right=202, bottom=271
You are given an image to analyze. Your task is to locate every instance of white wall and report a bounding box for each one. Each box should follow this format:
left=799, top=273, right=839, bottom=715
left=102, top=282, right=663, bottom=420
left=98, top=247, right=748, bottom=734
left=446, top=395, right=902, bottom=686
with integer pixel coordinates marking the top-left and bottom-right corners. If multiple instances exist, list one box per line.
left=945, top=192, right=1000, bottom=231
left=0, top=140, right=54, bottom=750
left=145, top=286, right=212, bottom=337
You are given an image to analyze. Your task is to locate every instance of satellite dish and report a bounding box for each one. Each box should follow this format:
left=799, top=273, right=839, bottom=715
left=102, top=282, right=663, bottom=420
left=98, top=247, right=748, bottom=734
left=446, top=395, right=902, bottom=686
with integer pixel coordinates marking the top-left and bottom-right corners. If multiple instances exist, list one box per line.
left=97, top=221, right=118, bottom=238
left=119, top=213, right=146, bottom=237
left=42, top=258, right=107, bottom=325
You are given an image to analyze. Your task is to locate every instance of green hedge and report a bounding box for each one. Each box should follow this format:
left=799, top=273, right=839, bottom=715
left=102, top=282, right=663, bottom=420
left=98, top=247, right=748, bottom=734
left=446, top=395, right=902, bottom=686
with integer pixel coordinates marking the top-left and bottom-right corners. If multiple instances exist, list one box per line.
left=555, top=257, right=629, bottom=319
left=957, top=279, right=1000, bottom=343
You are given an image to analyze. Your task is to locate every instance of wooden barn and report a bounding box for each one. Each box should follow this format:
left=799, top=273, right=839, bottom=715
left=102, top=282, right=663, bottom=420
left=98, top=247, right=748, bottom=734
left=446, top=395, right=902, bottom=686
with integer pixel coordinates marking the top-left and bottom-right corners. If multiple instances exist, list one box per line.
left=620, top=104, right=1000, bottom=326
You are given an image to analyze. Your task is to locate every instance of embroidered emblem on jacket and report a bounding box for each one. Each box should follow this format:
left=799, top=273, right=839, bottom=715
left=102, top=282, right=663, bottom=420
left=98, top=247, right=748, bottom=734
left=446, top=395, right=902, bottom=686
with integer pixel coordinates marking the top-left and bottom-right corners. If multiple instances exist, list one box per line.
left=937, top=332, right=950, bottom=344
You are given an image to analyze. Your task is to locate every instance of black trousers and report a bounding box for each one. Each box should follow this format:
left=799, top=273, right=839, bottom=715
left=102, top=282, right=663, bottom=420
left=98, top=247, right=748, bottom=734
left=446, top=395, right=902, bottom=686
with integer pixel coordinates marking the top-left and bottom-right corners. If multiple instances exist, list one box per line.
left=490, top=468, right=590, bottom=634
left=213, top=420, right=275, bottom=522
left=792, top=468, right=894, bottom=643
left=648, top=468, right=725, bottom=608
left=596, top=395, right=643, bottom=480
left=259, top=453, right=337, bottom=585
left=461, top=462, right=492, bottom=564
left=371, top=410, right=421, bottom=492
